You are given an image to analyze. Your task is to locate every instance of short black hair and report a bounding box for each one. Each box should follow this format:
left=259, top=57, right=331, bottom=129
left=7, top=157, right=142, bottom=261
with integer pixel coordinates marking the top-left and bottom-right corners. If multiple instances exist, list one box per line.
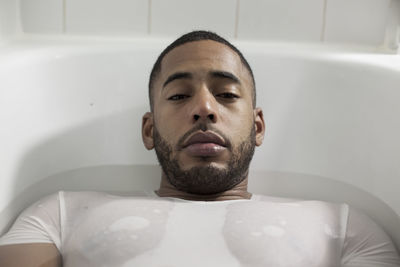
left=148, top=30, right=256, bottom=111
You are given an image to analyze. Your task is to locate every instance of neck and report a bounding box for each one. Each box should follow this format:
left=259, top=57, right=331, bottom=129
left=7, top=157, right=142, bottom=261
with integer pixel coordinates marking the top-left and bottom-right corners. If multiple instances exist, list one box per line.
left=155, top=172, right=252, bottom=201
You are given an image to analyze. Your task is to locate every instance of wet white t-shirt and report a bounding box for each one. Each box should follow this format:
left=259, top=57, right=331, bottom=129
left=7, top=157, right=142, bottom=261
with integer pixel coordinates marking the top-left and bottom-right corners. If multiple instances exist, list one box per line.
left=0, top=191, right=399, bottom=267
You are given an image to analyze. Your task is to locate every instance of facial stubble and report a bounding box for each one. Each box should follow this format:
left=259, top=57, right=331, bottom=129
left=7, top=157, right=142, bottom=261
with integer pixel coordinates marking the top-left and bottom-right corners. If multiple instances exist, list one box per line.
left=153, top=123, right=256, bottom=195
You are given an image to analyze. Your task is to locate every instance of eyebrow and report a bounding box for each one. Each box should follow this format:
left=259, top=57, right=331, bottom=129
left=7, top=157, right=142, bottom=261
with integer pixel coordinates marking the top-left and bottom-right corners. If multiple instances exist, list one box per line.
left=163, top=72, right=192, bottom=88
left=210, top=71, right=241, bottom=84
left=162, top=70, right=241, bottom=89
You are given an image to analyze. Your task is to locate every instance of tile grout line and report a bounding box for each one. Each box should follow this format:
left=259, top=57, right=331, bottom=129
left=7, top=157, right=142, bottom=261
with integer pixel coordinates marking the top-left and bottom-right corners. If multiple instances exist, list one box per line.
left=15, top=0, right=22, bottom=35
left=234, top=0, right=240, bottom=38
left=320, top=0, right=328, bottom=42
left=148, top=0, right=152, bottom=35
left=62, top=0, right=67, bottom=33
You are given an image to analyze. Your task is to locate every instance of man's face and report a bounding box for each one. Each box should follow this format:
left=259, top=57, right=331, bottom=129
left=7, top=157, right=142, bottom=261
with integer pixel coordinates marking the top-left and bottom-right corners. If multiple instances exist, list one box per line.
left=146, top=40, right=262, bottom=195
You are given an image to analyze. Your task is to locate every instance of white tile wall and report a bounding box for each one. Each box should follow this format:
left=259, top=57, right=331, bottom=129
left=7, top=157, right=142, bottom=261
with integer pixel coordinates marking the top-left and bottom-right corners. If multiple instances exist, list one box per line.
left=0, top=0, right=19, bottom=39
left=237, top=0, right=325, bottom=41
left=66, top=0, right=148, bottom=35
left=20, top=0, right=63, bottom=34
left=1, top=0, right=397, bottom=49
left=325, top=0, right=392, bottom=46
left=151, top=0, right=237, bottom=38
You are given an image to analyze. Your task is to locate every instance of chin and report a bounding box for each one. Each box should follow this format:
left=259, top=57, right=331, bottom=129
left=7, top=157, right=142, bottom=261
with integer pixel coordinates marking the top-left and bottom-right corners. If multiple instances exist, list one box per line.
left=181, top=159, right=227, bottom=170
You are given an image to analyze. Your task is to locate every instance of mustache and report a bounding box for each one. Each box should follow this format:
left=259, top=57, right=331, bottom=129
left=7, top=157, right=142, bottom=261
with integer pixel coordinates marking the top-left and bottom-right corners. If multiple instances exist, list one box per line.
left=176, top=123, right=232, bottom=150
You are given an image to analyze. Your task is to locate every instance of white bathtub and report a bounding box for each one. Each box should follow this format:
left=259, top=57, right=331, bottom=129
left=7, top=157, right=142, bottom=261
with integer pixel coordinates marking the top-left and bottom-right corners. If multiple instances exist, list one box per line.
left=0, top=36, right=399, bottom=251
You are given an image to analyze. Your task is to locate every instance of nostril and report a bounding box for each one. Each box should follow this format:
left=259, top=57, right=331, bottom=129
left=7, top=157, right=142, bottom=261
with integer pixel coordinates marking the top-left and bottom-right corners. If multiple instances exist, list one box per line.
left=193, top=114, right=215, bottom=122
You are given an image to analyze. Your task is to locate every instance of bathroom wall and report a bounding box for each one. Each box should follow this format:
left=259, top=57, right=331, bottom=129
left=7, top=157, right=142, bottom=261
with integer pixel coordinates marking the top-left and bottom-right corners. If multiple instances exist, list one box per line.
left=0, top=0, right=19, bottom=41
left=1, top=0, right=399, bottom=49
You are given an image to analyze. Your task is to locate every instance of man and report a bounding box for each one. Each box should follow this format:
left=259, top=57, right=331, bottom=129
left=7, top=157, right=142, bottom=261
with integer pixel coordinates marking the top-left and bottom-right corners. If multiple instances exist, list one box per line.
left=0, top=31, right=399, bottom=267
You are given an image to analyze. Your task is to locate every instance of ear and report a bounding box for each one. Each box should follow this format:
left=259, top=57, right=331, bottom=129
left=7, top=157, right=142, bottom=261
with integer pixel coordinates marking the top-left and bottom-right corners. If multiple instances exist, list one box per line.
left=253, top=107, right=266, bottom=146
left=142, top=112, right=154, bottom=150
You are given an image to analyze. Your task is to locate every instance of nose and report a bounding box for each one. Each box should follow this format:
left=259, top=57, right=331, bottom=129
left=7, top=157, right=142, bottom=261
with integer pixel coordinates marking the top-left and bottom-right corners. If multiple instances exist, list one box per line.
left=190, top=88, right=217, bottom=124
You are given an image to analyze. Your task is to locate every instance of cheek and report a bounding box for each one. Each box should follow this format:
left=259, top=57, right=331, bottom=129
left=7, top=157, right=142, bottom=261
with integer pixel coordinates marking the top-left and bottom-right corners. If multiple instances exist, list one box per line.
left=220, top=106, right=254, bottom=141
left=154, top=110, right=185, bottom=145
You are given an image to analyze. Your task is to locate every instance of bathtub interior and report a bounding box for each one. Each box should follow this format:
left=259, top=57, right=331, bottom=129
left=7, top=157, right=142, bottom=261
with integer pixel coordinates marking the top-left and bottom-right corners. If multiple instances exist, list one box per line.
left=0, top=37, right=399, bottom=251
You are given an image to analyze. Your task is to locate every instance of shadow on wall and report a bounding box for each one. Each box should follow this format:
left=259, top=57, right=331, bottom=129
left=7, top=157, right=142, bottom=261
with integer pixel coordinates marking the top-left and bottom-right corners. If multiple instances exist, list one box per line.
left=0, top=107, right=158, bottom=234
left=11, top=106, right=156, bottom=195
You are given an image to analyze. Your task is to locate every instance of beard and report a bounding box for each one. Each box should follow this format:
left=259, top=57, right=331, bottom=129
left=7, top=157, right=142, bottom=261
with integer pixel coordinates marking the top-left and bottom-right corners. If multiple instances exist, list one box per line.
left=153, top=123, right=256, bottom=195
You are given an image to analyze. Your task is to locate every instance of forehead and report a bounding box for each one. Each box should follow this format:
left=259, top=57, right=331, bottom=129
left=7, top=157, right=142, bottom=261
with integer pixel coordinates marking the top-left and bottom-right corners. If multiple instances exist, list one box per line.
left=159, top=40, right=247, bottom=80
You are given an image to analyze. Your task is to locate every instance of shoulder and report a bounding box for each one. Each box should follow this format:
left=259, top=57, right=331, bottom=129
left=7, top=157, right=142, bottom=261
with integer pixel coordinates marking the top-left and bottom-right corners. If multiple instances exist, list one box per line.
left=0, top=192, right=62, bottom=247
left=17, top=191, right=106, bottom=216
left=16, top=192, right=62, bottom=220
left=252, top=194, right=348, bottom=215
left=342, top=207, right=400, bottom=266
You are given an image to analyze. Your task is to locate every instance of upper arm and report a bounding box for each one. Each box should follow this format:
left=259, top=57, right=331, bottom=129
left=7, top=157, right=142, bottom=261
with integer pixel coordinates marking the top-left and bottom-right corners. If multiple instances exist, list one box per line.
left=0, top=193, right=63, bottom=266
left=0, top=243, right=62, bottom=267
left=342, top=207, right=400, bottom=267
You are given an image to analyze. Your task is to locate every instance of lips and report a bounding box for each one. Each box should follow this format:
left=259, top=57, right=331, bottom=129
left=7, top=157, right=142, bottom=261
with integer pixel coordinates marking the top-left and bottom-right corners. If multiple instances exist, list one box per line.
left=183, top=132, right=226, bottom=148
left=183, top=131, right=227, bottom=157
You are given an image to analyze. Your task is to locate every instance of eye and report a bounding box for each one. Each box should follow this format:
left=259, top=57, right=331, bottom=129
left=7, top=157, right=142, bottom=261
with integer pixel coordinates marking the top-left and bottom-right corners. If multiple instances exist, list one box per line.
left=168, top=94, right=189, bottom=101
left=216, top=92, right=239, bottom=99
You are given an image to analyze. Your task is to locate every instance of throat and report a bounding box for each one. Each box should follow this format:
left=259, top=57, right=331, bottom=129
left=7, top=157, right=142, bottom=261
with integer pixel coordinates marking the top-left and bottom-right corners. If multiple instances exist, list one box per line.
left=156, top=172, right=252, bottom=201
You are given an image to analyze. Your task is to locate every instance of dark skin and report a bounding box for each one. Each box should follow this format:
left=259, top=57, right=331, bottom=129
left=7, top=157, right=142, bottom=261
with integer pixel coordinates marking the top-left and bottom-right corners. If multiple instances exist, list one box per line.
left=0, top=243, right=62, bottom=267
left=142, top=40, right=266, bottom=201
left=0, top=40, right=266, bottom=266
left=155, top=173, right=253, bottom=201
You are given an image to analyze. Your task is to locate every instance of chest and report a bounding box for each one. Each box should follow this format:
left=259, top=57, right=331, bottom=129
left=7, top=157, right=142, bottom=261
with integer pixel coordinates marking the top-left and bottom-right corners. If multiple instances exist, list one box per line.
left=61, top=199, right=344, bottom=267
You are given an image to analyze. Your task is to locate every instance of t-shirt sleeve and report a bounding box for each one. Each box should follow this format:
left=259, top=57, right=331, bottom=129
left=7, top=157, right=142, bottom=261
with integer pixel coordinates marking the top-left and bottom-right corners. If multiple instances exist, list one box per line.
left=341, top=207, right=400, bottom=267
left=0, top=192, right=62, bottom=251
